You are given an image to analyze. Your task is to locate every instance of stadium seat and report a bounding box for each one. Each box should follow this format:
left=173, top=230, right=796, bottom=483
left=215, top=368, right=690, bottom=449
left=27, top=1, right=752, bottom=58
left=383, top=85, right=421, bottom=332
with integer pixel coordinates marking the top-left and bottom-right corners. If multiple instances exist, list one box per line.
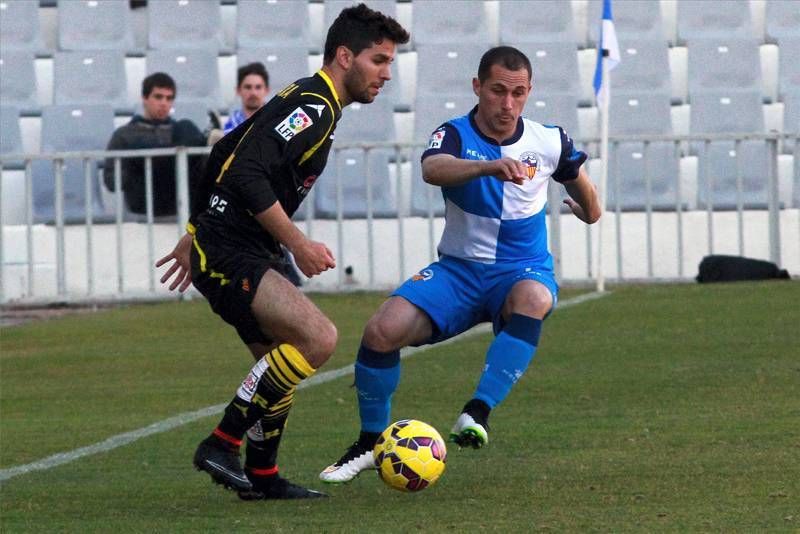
left=171, top=101, right=214, bottom=132
left=689, top=90, right=771, bottom=209
left=690, top=90, right=764, bottom=135
left=0, top=0, right=43, bottom=53
left=148, top=0, right=224, bottom=50
left=608, top=40, right=671, bottom=96
left=766, top=0, right=800, bottom=43
left=0, top=50, right=38, bottom=114
left=236, top=0, right=310, bottom=50
left=677, top=0, right=755, bottom=43
left=334, top=99, right=395, bottom=144
left=687, top=38, right=762, bottom=96
left=695, top=140, right=771, bottom=210
left=778, top=37, right=800, bottom=97
left=412, top=1, right=491, bottom=46
left=413, top=94, right=477, bottom=142
left=512, top=42, right=580, bottom=97
left=35, top=104, right=115, bottom=223
left=0, top=106, right=24, bottom=169
left=57, top=0, right=135, bottom=52
left=523, top=93, right=580, bottom=141
left=586, top=91, right=677, bottom=212
left=146, top=49, right=222, bottom=109
left=237, top=46, right=311, bottom=99
left=609, top=92, right=672, bottom=136
left=53, top=51, right=129, bottom=113
left=497, top=0, right=577, bottom=45
left=314, top=148, right=397, bottom=219
left=415, top=43, right=486, bottom=99
left=608, top=141, right=683, bottom=211
left=410, top=148, right=445, bottom=217
left=587, top=0, right=667, bottom=45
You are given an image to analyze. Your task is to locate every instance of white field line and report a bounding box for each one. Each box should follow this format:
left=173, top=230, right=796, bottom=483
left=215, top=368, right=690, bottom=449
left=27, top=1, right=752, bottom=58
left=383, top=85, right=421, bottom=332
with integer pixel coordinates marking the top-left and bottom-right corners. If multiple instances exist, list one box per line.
left=0, top=291, right=608, bottom=482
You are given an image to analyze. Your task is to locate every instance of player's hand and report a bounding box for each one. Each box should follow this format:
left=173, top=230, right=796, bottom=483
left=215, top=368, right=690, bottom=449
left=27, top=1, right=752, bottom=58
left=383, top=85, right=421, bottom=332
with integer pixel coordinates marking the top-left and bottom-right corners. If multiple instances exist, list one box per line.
left=488, top=157, right=529, bottom=186
left=155, top=232, right=193, bottom=292
left=289, top=238, right=336, bottom=278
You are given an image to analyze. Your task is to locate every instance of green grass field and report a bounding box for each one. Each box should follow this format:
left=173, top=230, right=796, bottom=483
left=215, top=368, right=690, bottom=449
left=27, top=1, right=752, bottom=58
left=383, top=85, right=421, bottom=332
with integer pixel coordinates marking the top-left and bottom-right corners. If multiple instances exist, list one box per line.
left=1, top=282, right=798, bottom=532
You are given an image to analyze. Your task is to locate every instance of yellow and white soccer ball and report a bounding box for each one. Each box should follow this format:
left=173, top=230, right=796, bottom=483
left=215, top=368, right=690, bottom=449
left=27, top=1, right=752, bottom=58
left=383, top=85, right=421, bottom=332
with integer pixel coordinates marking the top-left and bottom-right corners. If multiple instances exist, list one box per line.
left=373, top=419, right=447, bottom=492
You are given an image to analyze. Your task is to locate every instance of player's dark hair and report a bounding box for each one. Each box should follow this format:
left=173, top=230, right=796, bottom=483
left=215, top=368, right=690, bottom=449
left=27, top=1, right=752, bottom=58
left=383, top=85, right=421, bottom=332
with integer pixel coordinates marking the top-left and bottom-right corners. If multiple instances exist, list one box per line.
left=141, top=72, right=176, bottom=98
left=323, top=3, right=410, bottom=63
left=478, top=46, right=532, bottom=82
left=237, top=62, right=269, bottom=88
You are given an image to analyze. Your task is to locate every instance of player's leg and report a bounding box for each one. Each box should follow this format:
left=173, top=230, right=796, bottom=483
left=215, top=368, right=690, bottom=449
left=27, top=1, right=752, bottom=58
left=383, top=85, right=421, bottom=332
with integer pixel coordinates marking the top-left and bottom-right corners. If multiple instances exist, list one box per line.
left=321, top=258, right=482, bottom=483
left=451, top=278, right=554, bottom=449
left=319, top=296, right=433, bottom=483
left=195, top=270, right=333, bottom=498
left=239, top=342, right=303, bottom=499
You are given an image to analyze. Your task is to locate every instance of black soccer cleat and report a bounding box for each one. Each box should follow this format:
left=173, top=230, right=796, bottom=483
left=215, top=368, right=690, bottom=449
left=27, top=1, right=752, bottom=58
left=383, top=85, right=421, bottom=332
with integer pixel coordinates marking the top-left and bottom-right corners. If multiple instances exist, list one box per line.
left=237, top=477, right=329, bottom=500
left=193, top=436, right=252, bottom=492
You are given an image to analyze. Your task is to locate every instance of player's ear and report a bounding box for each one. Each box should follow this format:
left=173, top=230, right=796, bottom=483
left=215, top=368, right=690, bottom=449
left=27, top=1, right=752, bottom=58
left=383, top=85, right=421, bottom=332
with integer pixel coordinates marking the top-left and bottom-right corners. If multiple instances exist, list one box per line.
left=336, top=46, right=354, bottom=70
left=472, top=77, right=480, bottom=97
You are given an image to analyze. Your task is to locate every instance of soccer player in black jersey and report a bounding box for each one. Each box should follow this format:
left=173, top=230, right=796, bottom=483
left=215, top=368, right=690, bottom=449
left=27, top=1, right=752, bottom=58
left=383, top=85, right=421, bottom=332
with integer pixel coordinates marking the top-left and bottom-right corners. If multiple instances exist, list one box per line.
left=155, top=4, right=409, bottom=500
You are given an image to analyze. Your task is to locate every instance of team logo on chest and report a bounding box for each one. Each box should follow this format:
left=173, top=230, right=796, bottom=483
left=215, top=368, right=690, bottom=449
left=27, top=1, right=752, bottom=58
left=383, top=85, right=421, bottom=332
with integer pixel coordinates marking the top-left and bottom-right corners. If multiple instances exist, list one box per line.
left=519, top=152, right=539, bottom=179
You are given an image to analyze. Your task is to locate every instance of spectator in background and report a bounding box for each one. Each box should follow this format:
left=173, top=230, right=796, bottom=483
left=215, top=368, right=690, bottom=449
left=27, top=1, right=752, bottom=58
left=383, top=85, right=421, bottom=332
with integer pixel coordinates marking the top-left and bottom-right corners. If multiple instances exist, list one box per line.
left=224, top=62, right=270, bottom=134
left=103, top=72, right=207, bottom=216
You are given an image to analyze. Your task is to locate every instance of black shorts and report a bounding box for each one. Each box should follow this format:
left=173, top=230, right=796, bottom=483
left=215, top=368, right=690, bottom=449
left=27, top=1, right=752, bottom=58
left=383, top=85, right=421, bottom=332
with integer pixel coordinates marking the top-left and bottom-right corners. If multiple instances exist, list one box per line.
left=190, top=231, right=287, bottom=345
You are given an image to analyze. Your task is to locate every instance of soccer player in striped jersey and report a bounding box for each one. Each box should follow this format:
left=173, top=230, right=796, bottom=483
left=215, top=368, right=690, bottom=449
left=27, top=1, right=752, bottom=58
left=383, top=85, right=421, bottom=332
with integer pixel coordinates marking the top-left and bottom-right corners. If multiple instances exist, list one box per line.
left=320, top=46, right=601, bottom=484
left=156, top=4, right=408, bottom=500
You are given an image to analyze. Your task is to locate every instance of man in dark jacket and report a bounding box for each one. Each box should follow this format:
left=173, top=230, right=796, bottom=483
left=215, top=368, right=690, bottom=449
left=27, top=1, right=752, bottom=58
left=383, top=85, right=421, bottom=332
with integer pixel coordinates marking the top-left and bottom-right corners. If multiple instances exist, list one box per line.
left=103, top=72, right=207, bottom=216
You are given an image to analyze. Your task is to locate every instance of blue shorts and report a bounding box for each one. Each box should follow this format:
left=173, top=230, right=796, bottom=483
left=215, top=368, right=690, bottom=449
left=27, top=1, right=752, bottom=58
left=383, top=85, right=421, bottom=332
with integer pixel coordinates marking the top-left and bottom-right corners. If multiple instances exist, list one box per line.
left=392, top=255, right=558, bottom=344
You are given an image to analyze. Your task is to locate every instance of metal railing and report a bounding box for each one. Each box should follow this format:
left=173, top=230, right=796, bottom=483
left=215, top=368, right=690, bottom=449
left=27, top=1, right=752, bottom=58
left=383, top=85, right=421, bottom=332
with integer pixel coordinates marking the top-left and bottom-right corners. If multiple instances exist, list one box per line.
left=1, top=132, right=797, bottom=305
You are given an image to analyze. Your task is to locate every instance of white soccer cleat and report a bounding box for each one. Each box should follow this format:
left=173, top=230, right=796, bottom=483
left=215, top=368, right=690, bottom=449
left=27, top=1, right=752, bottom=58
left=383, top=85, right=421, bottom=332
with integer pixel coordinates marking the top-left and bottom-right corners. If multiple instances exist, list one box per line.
left=449, top=412, right=489, bottom=449
left=319, top=441, right=377, bottom=483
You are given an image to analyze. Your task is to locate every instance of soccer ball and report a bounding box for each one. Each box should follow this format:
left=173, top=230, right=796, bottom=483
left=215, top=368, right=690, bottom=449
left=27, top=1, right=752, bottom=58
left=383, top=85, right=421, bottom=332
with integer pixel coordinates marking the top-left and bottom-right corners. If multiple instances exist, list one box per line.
left=373, top=419, right=447, bottom=492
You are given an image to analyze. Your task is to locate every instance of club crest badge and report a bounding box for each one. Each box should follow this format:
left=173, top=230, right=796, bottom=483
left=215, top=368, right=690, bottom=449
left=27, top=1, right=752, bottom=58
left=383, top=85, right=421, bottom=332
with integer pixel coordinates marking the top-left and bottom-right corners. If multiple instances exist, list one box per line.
left=519, top=152, right=539, bottom=179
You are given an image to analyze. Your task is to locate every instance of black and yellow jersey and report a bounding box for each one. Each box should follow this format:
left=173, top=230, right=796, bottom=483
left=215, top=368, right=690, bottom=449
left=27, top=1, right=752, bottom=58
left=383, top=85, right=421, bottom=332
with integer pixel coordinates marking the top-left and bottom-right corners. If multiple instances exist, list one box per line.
left=190, top=70, right=342, bottom=256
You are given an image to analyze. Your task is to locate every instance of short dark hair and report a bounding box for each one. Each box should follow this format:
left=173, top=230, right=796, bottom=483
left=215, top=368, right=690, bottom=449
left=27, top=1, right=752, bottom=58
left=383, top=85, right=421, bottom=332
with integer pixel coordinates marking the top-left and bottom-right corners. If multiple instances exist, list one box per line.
left=323, top=3, right=409, bottom=63
left=477, top=46, right=532, bottom=83
left=142, top=72, right=176, bottom=98
left=237, top=62, right=269, bottom=88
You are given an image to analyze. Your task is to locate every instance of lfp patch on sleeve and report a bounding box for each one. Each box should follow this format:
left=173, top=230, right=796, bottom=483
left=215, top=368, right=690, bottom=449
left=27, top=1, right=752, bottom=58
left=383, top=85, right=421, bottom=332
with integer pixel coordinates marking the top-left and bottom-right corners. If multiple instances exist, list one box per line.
left=275, top=107, right=314, bottom=141
left=427, top=128, right=446, bottom=149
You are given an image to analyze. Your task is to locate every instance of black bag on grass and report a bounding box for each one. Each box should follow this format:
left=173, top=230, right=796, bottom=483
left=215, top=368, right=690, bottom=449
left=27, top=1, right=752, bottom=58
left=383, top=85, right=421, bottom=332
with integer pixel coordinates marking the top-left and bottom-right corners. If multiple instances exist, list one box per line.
left=696, top=255, right=790, bottom=283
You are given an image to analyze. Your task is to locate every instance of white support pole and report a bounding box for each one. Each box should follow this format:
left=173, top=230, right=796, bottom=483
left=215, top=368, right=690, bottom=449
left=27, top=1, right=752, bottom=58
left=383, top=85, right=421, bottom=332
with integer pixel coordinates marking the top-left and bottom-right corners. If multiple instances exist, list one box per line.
left=596, top=59, right=610, bottom=293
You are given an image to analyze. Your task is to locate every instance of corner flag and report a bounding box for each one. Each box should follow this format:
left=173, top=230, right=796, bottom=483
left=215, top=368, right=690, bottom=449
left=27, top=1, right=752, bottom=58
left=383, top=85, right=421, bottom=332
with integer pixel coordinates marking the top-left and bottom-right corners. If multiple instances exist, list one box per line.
left=593, top=0, right=620, bottom=293
left=593, top=0, right=620, bottom=108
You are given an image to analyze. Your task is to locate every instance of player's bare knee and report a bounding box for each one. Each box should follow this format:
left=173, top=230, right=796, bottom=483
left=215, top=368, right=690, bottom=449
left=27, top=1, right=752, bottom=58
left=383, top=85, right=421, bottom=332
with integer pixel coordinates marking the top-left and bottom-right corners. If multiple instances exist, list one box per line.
left=507, top=282, right=553, bottom=319
left=310, top=319, right=338, bottom=366
left=362, top=315, right=401, bottom=353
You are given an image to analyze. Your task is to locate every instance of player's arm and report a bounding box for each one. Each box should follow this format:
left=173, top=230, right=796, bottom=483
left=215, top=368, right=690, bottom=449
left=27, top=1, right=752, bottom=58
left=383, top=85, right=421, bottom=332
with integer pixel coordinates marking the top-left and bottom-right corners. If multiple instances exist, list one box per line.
left=553, top=127, right=601, bottom=224
left=229, top=98, right=338, bottom=277
left=420, top=124, right=529, bottom=186
left=423, top=154, right=529, bottom=186
left=562, top=167, right=601, bottom=224
left=253, top=204, right=335, bottom=277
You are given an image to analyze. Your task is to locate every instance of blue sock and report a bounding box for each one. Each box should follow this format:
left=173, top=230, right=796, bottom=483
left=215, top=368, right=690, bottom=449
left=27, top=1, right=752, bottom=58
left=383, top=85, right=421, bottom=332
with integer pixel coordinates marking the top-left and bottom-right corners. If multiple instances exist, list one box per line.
left=355, top=344, right=401, bottom=433
left=474, top=314, right=542, bottom=409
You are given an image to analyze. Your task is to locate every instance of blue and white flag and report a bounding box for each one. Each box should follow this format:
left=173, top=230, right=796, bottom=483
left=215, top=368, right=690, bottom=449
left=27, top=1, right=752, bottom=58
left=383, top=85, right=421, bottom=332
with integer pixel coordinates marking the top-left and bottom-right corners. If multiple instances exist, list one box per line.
left=593, top=0, right=621, bottom=108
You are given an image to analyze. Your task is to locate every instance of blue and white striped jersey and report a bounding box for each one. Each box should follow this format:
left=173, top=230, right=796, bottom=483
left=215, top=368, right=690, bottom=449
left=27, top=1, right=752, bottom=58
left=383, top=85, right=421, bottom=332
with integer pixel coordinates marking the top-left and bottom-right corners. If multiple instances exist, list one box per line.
left=421, top=107, right=586, bottom=265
